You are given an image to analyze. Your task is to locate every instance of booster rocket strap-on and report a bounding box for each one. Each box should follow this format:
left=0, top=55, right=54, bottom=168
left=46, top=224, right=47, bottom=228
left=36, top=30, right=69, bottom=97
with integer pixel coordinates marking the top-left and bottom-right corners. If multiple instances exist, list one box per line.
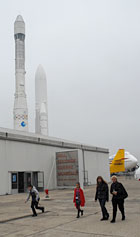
left=35, top=65, right=48, bottom=136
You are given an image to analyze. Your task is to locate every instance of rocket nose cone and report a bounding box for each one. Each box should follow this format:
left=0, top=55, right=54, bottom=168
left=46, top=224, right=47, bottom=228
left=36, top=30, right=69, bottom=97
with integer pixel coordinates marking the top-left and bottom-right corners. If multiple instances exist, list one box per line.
left=35, top=65, right=47, bottom=81
left=14, top=15, right=25, bottom=35
left=15, top=15, right=24, bottom=22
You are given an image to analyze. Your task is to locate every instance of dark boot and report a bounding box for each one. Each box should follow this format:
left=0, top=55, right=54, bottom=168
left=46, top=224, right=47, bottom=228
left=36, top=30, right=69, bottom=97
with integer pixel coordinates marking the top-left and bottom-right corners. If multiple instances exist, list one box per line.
left=106, top=213, right=109, bottom=220
left=77, top=210, right=80, bottom=218
left=81, top=210, right=84, bottom=216
left=32, top=213, right=37, bottom=217
left=100, top=218, right=107, bottom=221
left=110, top=219, right=115, bottom=223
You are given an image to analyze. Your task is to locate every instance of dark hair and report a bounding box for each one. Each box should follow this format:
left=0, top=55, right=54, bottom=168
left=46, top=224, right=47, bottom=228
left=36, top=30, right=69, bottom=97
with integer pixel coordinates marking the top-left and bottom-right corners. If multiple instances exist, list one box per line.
left=96, top=176, right=107, bottom=186
left=28, top=184, right=33, bottom=188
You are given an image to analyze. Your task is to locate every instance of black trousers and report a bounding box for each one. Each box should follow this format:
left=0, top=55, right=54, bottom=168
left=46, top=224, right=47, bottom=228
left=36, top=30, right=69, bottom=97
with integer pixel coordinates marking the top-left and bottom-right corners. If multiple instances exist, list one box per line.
left=76, top=202, right=82, bottom=216
left=112, top=199, right=125, bottom=220
left=99, top=199, right=109, bottom=218
left=31, top=200, right=43, bottom=215
left=76, top=204, right=81, bottom=211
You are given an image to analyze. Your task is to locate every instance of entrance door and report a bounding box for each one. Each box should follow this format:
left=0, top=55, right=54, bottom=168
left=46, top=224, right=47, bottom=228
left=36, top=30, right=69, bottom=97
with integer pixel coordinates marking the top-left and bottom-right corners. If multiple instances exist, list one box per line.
left=24, top=172, right=31, bottom=192
left=11, top=173, right=18, bottom=194
left=37, top=172, right=44, bottom=191
left=18, top=172, right=24, bottom=193
left=32, top=172, right=38, bottom=188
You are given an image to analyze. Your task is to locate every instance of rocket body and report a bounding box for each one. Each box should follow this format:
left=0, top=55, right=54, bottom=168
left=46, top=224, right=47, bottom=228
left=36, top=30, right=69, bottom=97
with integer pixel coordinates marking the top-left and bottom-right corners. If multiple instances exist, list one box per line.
left=35, top=65, right=48, bottom=136
left=13, top=15, right=28, bottom=131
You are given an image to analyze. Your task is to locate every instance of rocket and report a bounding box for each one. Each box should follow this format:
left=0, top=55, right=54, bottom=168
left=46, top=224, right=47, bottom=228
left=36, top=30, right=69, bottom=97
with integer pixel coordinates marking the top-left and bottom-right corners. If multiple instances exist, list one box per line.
left=35, top=65, right=48, bottom=136
left=13, top=15, right=28, bottom=131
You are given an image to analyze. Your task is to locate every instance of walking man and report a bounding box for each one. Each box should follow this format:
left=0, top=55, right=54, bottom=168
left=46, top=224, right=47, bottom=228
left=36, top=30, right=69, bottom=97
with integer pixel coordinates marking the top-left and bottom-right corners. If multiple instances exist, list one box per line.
left=25, top=184, right=44, bottom=217
left=110, top=176, right=128, bottom=223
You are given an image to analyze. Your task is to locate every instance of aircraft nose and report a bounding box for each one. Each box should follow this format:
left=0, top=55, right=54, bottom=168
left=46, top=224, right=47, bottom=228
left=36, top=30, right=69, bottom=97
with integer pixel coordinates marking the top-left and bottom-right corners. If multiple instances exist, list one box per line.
left=133, top=157, right=138, bottom=166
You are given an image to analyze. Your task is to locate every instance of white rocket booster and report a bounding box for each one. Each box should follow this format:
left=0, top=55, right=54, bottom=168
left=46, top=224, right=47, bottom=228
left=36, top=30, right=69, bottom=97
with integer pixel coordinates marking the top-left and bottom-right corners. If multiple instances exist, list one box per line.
left=13, top=15, right=28, bottom=131
left=35, top=65, right=48, bottom=136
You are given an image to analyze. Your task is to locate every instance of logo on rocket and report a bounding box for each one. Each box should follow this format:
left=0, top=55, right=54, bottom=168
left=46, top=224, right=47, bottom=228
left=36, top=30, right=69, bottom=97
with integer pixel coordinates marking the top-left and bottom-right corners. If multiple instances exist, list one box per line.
left=21, top=121, right=26, bottom=127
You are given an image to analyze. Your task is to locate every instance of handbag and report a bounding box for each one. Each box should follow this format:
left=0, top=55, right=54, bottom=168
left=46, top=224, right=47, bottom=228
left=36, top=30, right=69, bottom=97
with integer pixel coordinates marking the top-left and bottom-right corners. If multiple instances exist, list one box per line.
left=122, top=187, right=128, bottom=199
left=76, top=197, right=81, bottom=205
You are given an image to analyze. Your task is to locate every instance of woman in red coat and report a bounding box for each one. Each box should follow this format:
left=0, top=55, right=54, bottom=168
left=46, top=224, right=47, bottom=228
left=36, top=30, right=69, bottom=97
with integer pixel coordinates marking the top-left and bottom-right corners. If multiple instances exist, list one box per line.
left=73, top=182, right=85, bottom=218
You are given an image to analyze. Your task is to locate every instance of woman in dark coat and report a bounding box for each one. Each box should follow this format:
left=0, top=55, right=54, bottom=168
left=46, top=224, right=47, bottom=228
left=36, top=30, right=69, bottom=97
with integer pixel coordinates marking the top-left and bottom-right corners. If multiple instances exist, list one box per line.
left=95, top=176, right=109, bottom=221
left=110, top=176, right=128, bottom=223
left=73, top=182, right=85, bottom=218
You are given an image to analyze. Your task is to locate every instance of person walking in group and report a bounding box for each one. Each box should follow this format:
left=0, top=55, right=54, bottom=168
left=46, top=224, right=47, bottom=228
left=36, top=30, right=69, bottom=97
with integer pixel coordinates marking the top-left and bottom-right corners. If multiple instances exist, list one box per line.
left=25, top=184, right=45, bottom=217
left=110, top=176, right=128, bottom=223
left=73, top=182, right=85, bottom=218
left=95, top=176, right=109, bottom=221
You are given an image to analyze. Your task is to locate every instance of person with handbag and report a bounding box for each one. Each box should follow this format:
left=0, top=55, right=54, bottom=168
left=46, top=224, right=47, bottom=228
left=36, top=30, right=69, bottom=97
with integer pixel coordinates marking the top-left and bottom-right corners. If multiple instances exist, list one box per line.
left=95, top=176, right=109, bottom=221
left=110, top=176, right=128, bottom=223
left=73, top=182, right=85, bottom=218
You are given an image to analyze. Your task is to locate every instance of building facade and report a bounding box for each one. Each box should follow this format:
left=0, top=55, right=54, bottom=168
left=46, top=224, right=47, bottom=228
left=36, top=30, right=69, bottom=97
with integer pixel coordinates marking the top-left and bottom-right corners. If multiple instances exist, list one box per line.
left=0, top=128, right=110, bottom=195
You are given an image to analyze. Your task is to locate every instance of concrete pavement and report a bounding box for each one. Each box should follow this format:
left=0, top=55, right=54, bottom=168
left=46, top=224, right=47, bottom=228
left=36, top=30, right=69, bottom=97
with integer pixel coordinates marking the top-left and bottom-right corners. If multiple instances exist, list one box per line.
left=0, top=176, right=140, bottom=237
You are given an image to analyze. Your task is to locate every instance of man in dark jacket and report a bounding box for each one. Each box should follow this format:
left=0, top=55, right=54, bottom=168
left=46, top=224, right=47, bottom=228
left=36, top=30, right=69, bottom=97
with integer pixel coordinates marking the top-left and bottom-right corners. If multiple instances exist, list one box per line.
left=110, top=176, right=128, bottom=223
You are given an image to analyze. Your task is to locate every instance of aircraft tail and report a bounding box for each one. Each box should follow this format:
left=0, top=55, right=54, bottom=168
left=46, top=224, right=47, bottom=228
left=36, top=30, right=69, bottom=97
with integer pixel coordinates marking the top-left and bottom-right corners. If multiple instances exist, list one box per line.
left=110, top=149, right=125, bottom=174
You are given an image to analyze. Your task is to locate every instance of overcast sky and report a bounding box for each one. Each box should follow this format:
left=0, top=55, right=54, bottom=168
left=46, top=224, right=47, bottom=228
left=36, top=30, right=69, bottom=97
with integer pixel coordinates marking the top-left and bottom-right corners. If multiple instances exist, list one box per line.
left=0, top=0, right=140, bottom=159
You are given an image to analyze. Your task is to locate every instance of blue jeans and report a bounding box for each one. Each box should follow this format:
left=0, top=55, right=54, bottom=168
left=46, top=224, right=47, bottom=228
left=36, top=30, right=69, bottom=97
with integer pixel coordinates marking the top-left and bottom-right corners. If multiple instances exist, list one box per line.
left=99, top=199, right=109, bottom=218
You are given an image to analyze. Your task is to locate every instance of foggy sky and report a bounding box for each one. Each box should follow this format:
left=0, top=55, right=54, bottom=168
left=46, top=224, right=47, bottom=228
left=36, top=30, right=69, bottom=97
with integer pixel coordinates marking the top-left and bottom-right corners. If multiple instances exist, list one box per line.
left=0, top=0, right=140, bottom=160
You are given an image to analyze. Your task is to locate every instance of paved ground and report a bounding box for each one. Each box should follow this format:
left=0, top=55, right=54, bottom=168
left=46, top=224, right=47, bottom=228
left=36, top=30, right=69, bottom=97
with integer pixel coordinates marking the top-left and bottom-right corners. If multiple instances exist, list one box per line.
left=0, top=176, right=140, bottom=237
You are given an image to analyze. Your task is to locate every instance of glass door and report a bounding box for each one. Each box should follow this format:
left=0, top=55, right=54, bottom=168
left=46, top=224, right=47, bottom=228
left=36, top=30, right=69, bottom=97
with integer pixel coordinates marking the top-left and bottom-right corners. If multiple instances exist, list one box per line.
left=24, top=172, right=31, bottom=192
left=18, top=172, right=24, bottom=193
left=37, top=172, right=44, bottom=191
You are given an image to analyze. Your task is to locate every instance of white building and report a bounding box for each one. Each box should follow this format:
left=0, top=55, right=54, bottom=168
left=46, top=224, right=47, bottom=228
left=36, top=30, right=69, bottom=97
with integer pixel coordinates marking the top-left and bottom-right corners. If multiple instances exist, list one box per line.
left=0, top=127, right=110, bottom=195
